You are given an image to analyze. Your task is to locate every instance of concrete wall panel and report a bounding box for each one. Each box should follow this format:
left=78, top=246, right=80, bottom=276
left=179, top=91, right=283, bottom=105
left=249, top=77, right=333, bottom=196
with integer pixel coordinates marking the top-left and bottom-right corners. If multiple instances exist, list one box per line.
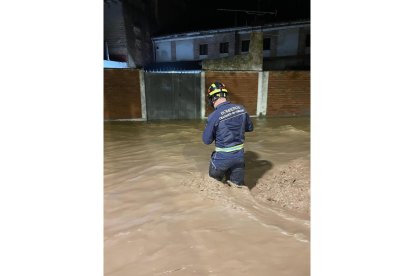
left=156, top=41, right=172, bottom=62
left=176, top=40, right=194, bottom=61
left=276, top=29, right=300, bottom=57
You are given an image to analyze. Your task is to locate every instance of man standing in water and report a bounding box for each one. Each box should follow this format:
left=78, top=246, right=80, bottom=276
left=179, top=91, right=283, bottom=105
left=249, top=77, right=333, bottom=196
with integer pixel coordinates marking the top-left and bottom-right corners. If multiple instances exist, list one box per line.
left=202, top=81, right=254, bottom=187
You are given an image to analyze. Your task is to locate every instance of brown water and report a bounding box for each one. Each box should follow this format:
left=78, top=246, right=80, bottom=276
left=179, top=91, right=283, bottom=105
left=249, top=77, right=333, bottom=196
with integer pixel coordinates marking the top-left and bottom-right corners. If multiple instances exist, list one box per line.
left=104, top=117, right=310, bottom=276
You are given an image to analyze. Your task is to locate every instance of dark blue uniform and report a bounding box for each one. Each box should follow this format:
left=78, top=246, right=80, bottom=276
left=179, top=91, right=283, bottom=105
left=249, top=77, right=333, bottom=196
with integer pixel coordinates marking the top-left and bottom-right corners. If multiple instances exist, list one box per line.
left=202, top=101, right=254, bottom=185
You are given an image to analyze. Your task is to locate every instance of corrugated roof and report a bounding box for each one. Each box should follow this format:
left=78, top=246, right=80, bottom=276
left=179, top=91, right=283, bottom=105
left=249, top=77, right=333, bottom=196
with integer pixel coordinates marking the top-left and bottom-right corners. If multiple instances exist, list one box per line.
left=144, top=61, right=202, bottom=72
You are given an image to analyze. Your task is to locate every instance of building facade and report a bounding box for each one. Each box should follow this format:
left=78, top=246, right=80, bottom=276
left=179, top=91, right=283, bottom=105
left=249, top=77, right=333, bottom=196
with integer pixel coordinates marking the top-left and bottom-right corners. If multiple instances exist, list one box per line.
left=152, top=21, right=310, bottom=70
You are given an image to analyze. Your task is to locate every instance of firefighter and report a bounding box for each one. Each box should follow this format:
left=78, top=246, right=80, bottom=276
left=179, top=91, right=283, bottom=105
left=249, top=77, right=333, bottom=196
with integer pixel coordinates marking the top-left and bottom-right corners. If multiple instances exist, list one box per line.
left=202, top=81, right=254, bottom=187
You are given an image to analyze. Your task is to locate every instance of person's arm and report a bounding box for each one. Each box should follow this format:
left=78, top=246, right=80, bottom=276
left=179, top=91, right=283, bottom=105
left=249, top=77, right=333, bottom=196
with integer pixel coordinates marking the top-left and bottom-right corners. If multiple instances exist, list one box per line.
left=202, top=117, right=216, bottom=144
left=245, top=113, right=254, bottom=132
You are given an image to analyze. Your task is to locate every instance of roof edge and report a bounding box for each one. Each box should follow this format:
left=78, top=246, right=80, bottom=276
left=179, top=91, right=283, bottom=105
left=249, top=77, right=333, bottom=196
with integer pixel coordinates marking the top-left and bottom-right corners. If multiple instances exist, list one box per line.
left=152, top=20, right=310, bottom=41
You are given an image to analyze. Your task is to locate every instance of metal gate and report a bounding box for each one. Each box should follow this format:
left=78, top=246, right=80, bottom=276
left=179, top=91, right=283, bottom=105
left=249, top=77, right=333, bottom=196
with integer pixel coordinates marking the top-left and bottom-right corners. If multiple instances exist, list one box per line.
left=144, top=72, right=201, bottom=120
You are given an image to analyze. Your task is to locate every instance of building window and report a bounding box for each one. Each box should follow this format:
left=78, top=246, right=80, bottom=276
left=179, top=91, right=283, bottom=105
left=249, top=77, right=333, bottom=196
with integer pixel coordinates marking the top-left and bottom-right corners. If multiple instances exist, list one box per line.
left=220, top=42, right=229, bottom=54
left=263, top=38, right=271, bottom=50
left=199, top=44, right=208, bottom=55
left=241, top=40, right=250, bottom=52
left=306, top=34, right=310, bottom=47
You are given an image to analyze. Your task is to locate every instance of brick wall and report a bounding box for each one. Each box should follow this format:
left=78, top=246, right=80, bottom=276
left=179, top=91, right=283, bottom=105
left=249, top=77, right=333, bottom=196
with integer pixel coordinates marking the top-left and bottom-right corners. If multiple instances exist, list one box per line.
left=103, top=69, right=309, bottom=120
left=104, top=69, right=142, bottom=120
left=205, top=71, right=258, bottom=116
left=267, top=71, right=310, bottom=116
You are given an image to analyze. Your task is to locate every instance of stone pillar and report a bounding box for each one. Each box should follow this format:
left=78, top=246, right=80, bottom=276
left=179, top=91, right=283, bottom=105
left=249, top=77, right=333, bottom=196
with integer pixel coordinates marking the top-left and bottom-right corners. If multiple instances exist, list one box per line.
left=200, top=71, right=206, bottom=118
left=256, top=71, right=269, bottom=116
left=139, top=70, right=147, bottom=120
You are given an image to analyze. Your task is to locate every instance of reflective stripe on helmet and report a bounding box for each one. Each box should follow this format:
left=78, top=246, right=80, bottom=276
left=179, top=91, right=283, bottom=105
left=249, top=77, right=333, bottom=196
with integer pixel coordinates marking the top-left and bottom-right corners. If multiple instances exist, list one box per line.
left=208, top=88, right=228, bottom=96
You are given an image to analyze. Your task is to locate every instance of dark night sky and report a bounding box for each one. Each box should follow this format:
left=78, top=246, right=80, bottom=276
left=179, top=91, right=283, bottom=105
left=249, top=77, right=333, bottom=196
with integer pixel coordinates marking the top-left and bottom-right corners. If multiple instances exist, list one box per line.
left=148, top=0, right=310, bottom=36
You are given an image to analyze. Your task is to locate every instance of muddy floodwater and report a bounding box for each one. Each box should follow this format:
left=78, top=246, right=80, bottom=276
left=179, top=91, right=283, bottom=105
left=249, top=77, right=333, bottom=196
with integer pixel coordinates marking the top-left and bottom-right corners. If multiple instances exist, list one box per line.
left=104, top=117, right=310, bottom=276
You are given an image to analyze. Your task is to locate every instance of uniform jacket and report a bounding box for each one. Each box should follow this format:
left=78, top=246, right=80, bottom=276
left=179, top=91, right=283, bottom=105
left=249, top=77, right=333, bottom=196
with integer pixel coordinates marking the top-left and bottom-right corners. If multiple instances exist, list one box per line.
left=202, top=101, right=254, bottom=159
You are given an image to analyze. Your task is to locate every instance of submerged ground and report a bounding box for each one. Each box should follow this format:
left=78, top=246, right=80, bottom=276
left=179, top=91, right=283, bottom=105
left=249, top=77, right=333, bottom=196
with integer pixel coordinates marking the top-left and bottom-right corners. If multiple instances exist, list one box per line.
left=104, top=117, right=310, bottom=275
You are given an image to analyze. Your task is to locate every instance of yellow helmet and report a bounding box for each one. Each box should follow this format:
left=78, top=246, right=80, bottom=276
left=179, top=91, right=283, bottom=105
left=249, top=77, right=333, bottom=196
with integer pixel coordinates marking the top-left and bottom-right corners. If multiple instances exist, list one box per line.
left=207, top=81, right=228, bottom=107
left=208, top=81, right=228, bottom=97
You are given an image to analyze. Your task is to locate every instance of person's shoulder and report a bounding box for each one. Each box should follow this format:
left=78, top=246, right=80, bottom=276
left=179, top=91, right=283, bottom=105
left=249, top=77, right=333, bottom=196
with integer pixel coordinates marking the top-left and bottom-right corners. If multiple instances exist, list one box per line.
left=207, top=110, right=219, bottom=121
left=228, top=101, right=244, bottom=108
left=232, top=103, right=247, bottom=112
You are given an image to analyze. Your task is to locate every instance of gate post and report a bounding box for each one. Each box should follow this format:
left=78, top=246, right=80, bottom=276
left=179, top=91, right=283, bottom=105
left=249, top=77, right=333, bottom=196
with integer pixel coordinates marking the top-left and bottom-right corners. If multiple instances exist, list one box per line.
left=200, top=71, right=206, bottom=119
left=139, top=70, right=147, bottom=120
left=256, top=71, right=269, bottom=117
